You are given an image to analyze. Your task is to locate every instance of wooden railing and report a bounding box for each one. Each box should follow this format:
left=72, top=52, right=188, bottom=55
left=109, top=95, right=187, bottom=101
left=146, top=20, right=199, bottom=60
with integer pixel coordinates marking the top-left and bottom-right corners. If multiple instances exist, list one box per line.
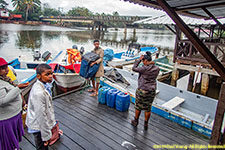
left=174, top=39, right=225, bottom=66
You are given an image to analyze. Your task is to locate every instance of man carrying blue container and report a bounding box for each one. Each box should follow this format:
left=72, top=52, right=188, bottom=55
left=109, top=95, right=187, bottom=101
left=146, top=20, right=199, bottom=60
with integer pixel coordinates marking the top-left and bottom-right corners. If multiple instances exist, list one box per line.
left=88, top=40, right=104, bottom=96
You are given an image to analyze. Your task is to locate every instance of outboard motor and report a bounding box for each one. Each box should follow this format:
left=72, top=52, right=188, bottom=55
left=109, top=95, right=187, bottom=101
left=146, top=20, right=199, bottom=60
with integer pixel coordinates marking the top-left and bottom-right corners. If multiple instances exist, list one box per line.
left=33, top=50, right=41, bottom=61
left=42, top=51, right=51, bottom=61
left=80, top=47, right=85, bottom=55
left=72, top=45, right=78, bottom=49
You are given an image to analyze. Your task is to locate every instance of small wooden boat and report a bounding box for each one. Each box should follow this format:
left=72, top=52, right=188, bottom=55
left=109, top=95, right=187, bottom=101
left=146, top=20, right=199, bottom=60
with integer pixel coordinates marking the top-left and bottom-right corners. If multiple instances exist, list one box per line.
left=100, top=67, right=224, bottom=137
left=50, top=63, right=85, bottom=93
left=108, top=43, right=158, bottom=67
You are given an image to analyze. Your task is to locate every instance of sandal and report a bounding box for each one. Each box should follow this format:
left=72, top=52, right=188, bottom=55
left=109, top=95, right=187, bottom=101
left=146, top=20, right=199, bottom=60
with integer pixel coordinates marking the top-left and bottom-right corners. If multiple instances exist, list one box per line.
left=131, top=117, right=139, bottom=127
left=88, top=88, right=95, bottom=92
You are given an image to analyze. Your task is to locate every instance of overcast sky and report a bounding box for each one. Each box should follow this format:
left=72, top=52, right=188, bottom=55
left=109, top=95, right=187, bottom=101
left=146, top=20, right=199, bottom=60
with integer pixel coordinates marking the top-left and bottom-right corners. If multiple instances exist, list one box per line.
left=5, top=0, right=165, bottom=16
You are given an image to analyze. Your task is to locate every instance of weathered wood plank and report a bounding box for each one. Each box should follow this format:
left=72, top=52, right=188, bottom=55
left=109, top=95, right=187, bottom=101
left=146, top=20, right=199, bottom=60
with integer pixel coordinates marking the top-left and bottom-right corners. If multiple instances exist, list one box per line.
left=56, top=90, right=208, bottom=145
left=54, top=105, right=128, bottom=150
left=20, top=136, right=35, bottom=150
left=54, top=100, right=154, bottom=149
left=62, top=90, right=209, bottom=144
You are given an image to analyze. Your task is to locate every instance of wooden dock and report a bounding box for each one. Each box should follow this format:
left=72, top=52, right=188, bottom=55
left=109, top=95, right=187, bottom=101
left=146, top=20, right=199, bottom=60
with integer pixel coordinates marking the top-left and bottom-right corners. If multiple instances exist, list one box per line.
left=20, top=88, right=209, bottom=150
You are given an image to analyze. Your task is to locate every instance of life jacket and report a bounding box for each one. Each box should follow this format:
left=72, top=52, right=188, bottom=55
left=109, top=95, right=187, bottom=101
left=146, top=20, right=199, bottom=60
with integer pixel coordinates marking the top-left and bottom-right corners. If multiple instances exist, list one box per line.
left=7, top=66, right=17, bottom=81
left=67, top=49, right=81, bottom=64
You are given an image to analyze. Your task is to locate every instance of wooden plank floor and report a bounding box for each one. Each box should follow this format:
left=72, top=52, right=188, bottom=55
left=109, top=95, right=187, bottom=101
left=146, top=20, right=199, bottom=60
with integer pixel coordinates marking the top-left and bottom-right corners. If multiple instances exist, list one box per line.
left=20, top=88, right=209, bottom=150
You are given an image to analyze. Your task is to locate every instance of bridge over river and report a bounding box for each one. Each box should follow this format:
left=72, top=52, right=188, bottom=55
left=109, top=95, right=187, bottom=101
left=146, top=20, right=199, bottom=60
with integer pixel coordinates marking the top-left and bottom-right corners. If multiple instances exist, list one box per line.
left=41, top=15, right=149, bottom=31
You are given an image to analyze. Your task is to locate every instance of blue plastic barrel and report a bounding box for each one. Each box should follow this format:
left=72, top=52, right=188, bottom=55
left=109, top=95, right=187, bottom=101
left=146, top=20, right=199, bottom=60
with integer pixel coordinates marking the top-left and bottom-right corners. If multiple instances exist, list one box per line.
left=116, top=92, right=130, bottom=112
left=98, top=86, right=110, bottom=104
left=107, top=89, right=120, bottom=108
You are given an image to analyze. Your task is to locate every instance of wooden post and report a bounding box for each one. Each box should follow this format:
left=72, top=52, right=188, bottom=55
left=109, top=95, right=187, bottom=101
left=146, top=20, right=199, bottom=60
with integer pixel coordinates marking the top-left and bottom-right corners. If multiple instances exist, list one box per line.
left=201, top=73, right=209, bottom=95
left=171, top=69, right=179, bottom=87
left=187, top=71, right=195, bottom=91
left=222, top=127, right=225, bottom=144
left=133, top=28, right=136, bottom=34
left=124, top=26, right=127, bottom=34
left=93, top=26, right=96, bottom=31
left=210, top=82, right=225, bottom=145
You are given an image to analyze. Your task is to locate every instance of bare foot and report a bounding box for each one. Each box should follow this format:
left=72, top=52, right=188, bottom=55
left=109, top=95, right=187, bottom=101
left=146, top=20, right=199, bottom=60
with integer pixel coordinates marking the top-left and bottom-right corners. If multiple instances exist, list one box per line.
left=88, top=88, right=95, bottom=92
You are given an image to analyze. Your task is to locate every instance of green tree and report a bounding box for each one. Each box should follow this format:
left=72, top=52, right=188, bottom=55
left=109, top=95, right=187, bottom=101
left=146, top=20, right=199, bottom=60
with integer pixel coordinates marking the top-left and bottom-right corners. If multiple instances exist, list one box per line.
left=67, top=7, right=93, bottom=16
left=0, top=0, right=8, bottom=8
left=43, top=7, right=61, bottom=16
left=12, top=0, right=41, bottom=21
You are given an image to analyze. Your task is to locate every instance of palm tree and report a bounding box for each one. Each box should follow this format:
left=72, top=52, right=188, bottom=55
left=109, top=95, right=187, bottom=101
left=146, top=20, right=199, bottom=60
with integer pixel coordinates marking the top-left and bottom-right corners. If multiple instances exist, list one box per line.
left=12, top=0, right=24, bottom=11
left=12, top=0, right=41, bottom=21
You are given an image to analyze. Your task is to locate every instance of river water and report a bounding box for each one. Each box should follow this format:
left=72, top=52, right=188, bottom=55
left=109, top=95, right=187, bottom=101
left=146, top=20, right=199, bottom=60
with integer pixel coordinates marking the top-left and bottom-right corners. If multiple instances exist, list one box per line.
left=0, top=23, right=175, bottom=61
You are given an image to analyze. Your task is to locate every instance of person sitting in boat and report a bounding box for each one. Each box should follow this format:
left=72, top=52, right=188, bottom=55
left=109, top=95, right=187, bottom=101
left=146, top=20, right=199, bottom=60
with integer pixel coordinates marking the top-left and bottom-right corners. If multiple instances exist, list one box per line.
left=88, top=40, right=104, bottom=96
left=131, top=51, right=159, bottom=130
left=0, top=57, right=29, bottom=150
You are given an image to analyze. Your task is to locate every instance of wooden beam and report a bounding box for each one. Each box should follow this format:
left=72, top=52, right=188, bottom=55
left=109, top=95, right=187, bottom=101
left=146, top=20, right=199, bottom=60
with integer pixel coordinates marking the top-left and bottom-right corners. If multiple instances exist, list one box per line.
left=165, top=24, right=176, bottom=34
left=210, top=82, right=225, bottom=145
left=156, top=0, right=225, bottom=81
left=174, top=63, right=219, bottom=76
left=202, top=7, right=225, bottom=31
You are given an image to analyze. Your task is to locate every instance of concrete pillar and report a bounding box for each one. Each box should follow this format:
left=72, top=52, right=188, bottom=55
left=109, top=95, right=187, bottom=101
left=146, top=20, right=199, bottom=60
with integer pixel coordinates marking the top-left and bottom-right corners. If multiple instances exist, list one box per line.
left=201, top=73, right=209, bottom=95
left=171, top=69, right=179, bottom=87
left=187, top=71, right=195, bottom=91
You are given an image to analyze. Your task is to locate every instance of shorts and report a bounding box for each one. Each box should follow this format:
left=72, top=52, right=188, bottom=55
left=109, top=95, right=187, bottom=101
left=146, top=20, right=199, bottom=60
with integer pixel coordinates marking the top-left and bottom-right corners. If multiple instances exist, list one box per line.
left=91, top=77, right=100, bottom=83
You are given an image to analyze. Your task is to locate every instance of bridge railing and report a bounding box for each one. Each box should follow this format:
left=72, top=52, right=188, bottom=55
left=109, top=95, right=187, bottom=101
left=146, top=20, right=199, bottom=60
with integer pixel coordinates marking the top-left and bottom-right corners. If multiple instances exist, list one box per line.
left=41, top=15, right=149, bottom=22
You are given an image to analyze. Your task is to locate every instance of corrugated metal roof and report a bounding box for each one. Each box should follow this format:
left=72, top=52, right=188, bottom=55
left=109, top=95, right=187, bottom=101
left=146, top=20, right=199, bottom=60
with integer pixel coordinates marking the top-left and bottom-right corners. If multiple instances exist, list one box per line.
left=134, top=14, right=225, bottom=25
left=123, top=0, right=225, bottom=19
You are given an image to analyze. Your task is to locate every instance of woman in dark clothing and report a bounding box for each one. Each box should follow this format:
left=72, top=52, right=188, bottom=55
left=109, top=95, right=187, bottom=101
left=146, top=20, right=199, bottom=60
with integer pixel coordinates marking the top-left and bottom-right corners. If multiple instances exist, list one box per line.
left=131, top=52, right=160, bottom=130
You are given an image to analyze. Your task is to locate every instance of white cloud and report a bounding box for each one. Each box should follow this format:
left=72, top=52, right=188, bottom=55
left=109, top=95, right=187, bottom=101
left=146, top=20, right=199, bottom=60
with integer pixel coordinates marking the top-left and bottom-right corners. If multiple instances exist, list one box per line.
left=5, top=0, right=164, bottom=16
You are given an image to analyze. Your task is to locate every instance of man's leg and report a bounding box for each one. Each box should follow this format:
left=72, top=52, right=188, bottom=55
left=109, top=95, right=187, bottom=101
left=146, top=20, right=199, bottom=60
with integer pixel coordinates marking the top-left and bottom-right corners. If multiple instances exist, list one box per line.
left=33, top=132, right=48, bottom=150
left=131, top=109, right=141, bottom=127
left=91, top=79, right=96, bottom=91
left=144, top=111, right=151, bottom=130
left=95, top=77, right=100, bottom=95
left=88, top=78, right=96, bottom=92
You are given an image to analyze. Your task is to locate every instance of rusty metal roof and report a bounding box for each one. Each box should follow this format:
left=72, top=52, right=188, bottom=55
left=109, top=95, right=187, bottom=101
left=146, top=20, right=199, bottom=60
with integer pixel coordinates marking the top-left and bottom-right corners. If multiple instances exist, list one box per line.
left=123, top=0, right=225, bottom=19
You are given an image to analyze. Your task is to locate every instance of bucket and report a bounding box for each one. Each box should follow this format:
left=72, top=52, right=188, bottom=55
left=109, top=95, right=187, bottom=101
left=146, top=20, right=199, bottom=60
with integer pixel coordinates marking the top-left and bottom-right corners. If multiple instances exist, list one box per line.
left=116, top=92, right=130, bottom=112
left=98, top=86, right=110, bottom=104
left=107, top=89, right=119, bottom=108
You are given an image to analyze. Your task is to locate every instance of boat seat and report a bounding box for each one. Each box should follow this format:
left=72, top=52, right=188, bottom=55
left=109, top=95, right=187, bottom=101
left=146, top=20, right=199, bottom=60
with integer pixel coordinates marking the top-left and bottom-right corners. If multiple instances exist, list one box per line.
left=162, top=96, right=185, bottom=110
left=202, top=113, right=210, bottom=123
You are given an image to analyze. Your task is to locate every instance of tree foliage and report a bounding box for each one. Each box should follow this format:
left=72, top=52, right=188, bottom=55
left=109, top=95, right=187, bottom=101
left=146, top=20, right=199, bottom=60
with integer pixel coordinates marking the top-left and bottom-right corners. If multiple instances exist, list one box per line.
left=0, top=0, right=8, bottom=8
left=43, top=7, right=61, bottom=16
left=12, top=0, right=41, bottom=21
left=67, top=7, right=93, bottom=17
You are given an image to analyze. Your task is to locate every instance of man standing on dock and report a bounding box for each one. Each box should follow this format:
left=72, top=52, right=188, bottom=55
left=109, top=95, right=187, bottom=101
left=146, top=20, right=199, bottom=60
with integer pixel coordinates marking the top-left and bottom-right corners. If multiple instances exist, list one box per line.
left=88, top=40, right=104, bottom=96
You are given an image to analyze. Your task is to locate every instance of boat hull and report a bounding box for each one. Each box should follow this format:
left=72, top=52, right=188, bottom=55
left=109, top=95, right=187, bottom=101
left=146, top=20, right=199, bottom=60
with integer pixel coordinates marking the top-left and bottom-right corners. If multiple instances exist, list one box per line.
left=53, top=73, right=85, bottom=92
left=100, top=67, right=221, bottom=137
